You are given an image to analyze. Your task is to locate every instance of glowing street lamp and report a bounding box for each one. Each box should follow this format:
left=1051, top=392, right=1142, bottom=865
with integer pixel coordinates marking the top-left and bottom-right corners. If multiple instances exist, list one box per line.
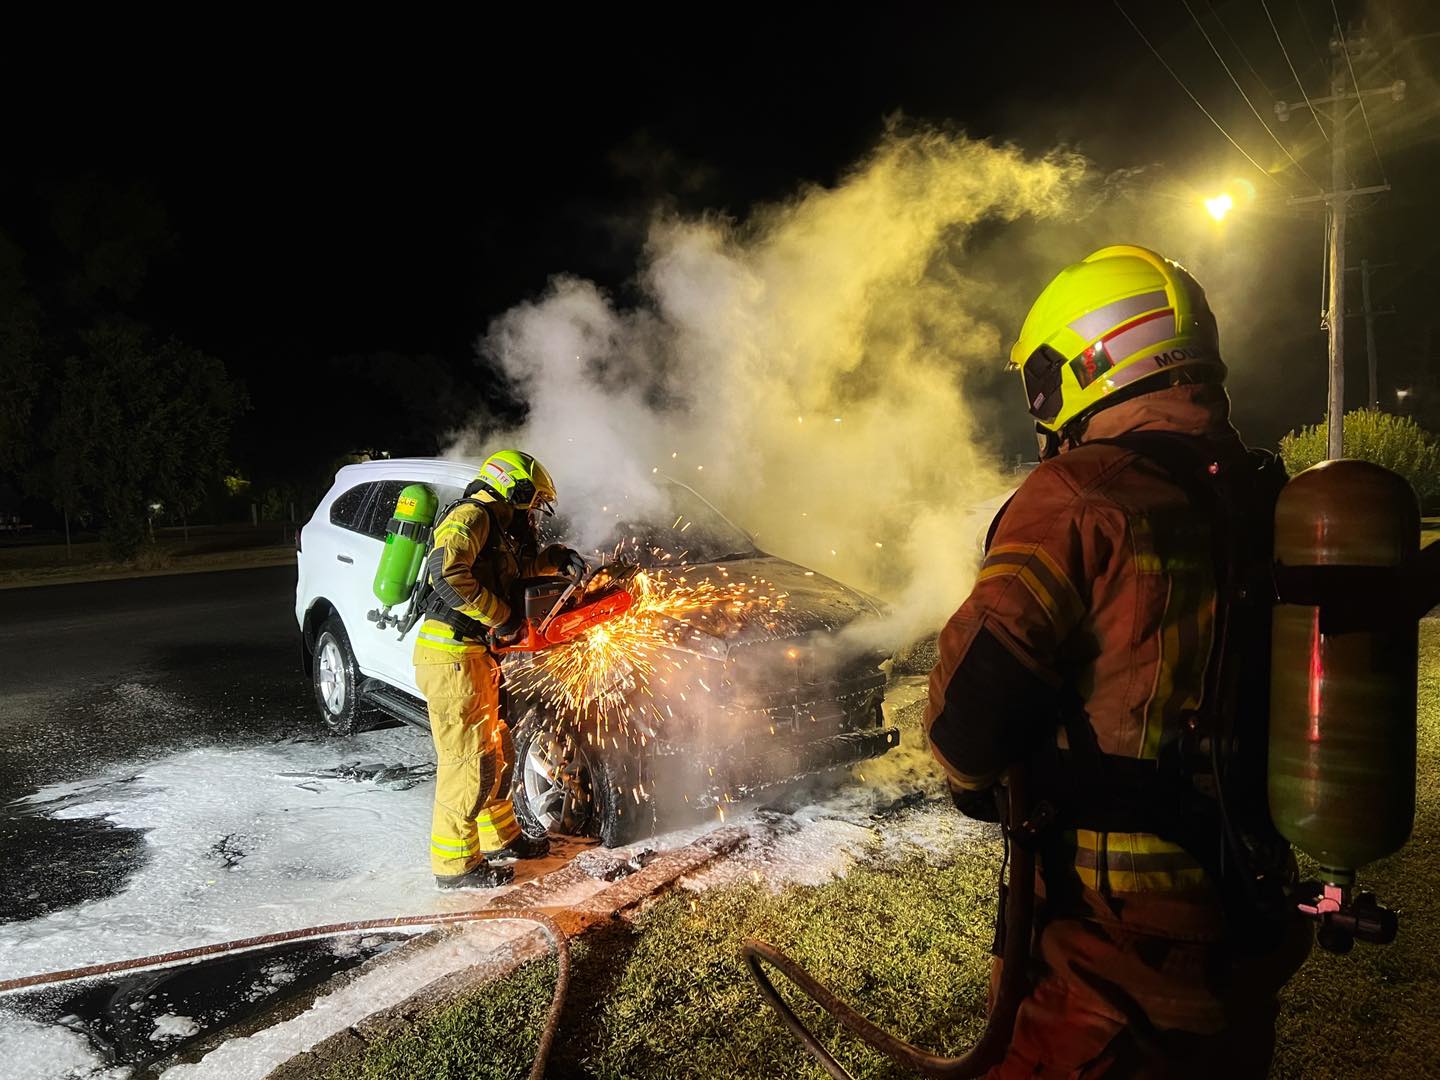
left=1204, top=192, right=1235, bottom=222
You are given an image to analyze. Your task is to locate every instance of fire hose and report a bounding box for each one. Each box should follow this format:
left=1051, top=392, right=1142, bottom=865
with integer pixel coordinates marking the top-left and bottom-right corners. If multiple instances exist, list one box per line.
left=742, top=771, right=1035, bottom=1080
left=0, top=908, right=570, bottom=1080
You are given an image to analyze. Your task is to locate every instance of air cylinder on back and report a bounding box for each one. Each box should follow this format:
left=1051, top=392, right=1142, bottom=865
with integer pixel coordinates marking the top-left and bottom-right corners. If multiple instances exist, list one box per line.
left=372, top=484, right=439, bottom=607
left=1268, top=460, right=1418, bottom=886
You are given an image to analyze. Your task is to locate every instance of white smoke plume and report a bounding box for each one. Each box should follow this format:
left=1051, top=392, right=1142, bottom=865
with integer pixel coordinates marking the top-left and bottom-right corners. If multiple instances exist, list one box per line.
left=451, top=125, right=1089, bottom=650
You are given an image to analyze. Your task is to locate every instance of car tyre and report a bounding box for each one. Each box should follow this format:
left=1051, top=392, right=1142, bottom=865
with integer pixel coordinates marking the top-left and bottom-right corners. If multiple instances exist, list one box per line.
left=592, top=742, right=657, bottom=848
left=512, top=711, right=599, bottom=839
left=511, top=711, right=655, bottom=848
left=312, top=616, right=376, bottom=736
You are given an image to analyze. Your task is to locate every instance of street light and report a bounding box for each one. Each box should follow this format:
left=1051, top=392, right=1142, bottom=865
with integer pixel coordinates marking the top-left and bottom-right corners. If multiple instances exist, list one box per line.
left=1204, top=192, right=1235, bottom=222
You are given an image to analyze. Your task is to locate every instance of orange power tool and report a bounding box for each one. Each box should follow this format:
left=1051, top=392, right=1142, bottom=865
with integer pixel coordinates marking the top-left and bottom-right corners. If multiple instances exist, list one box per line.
left=493, top=562, right=638, bottom=654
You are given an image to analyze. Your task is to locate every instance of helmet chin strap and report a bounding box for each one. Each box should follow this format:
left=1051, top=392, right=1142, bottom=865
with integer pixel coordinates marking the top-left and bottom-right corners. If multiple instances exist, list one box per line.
left=1035, top=426, right=1062, bottom=461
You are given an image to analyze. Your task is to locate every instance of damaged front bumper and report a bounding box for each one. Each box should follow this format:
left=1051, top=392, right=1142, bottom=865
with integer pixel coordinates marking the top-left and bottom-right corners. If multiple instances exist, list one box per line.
left=683, top=724, right=902, bottom=808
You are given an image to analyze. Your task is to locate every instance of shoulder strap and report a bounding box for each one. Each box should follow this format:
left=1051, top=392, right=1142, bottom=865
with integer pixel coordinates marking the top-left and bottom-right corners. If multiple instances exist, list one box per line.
left=397, top=498, right=500, bottom=637
left=982, top=493, right=1018, bottom=554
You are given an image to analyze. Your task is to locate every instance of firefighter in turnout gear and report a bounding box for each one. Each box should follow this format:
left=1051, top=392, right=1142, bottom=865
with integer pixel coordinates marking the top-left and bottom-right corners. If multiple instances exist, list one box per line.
left=415, top=450, right=587, bottom=890
left=926, top=246, right=1312, bottom=1076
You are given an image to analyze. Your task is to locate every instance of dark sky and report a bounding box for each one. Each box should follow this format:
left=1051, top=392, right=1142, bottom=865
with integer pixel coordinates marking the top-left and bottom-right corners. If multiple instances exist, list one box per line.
left=4, top=1, right=1438, bottom=461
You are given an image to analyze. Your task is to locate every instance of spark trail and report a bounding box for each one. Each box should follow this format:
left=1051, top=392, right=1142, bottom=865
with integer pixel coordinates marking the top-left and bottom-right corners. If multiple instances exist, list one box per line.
left=510, top=566, right=788, bottom=743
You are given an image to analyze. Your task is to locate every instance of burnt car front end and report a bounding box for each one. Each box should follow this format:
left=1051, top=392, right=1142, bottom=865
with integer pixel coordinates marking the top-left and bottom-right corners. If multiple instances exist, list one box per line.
left=636, top=557, right=900, bottom=810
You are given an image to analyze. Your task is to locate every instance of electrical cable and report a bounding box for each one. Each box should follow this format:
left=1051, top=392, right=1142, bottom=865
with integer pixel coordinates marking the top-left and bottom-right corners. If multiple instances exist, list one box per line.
left=0, top=908, right=571, bottom=1080
left=1293, top=0, right=1329, bottom=71
left=1262, top=0, right=1331, bottom=143
left=1112, top=1, right=1287, bottom=191
left=1204, top=0, right=1276, bottom=97
left=1180, top=0, right=1324, bottom=191
left=1330, top=1, right=1389, bottom=186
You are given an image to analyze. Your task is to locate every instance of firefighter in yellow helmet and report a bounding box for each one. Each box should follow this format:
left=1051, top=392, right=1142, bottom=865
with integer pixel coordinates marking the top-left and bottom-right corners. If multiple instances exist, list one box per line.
left=415, top=450, right=587, bottom=889
left=926, top=247, right=1312, bottom=1076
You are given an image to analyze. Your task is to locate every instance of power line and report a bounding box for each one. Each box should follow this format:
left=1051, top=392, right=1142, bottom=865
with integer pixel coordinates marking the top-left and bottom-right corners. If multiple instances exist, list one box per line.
left=1261, top=0, right=1330, bottom=143
left=1112, top=1, right=1287, bottom=191
left=1204, top=0, right=1275, bottom=98
left=1331, top=0, right=1389, bottom=186
left=1293, top=0, right=1328, bottom=71
left=1180, top=0, right=1324, bottom=191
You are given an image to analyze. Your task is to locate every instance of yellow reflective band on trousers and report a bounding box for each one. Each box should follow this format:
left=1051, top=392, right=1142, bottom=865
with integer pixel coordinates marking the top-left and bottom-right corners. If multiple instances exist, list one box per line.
left=416, top=619, right=487, bottom=655
left=430, top=834, right=480, bottom=860
left=476, top=802, right=520, bottom=851
left=1071, top=828, right=1208, bottom=893
left=413, top=642, right=521, bottom=876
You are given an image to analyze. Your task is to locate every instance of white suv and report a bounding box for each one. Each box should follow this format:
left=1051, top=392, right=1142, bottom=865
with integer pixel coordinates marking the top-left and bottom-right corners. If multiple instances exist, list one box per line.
left=296, top=458, right=900, bottom=846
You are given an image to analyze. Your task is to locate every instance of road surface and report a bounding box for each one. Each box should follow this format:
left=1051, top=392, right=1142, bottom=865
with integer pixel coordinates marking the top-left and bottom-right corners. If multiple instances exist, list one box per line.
left=0, top=566, right=310, bottom=922
left=0, top=566, right=947, bottom=1079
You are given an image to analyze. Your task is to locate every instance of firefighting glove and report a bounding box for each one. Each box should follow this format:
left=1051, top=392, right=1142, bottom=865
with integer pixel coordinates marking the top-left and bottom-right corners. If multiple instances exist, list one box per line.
left=556, top=547, right=588, bottom=581
left=488, top=607, right=525, bottom=648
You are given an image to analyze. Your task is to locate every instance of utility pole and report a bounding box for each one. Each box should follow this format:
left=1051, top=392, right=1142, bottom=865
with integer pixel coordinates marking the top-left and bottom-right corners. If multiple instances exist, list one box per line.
left=1277, top=25, right=1404, bottom=458
left=1348, top=259, right=1398, bottom=410
left=1327, top=39, right=1347, bottom=459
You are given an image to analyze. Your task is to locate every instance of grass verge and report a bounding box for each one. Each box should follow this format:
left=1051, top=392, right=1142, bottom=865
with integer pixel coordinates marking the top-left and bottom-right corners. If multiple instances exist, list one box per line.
left=332, top=628, right=1440, bottom=1080
left=0, top=526, right=295, bottom=588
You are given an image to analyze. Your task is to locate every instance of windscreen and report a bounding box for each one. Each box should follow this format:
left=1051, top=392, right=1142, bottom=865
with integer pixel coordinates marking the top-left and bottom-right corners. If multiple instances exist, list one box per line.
left=543, top=480, right=758, bottom=567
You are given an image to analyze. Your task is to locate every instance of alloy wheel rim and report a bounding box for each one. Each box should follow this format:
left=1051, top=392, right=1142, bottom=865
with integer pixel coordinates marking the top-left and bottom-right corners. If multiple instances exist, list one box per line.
left=317, top=637, right=347, bottom=715
left=523, top=732, right=588, bottom=832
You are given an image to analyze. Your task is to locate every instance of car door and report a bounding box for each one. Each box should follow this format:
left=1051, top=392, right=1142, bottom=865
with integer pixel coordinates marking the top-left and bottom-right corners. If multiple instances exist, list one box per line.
left=316, top=481, right=386, bottom=656
left=340, top=479, right=415, bottom=687
left=297, top=481, right=372, bottom=632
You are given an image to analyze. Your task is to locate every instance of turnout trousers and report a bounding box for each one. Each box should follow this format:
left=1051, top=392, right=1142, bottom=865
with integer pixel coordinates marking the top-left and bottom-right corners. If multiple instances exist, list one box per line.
left=983, top=888, right=1313, bottom=1079
left=412, top=640, right=522, bottom=877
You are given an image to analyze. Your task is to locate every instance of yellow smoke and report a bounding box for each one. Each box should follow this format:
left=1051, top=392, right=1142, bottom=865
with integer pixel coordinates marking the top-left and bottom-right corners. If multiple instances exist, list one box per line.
left=454, top=126, right=1088, bottom=649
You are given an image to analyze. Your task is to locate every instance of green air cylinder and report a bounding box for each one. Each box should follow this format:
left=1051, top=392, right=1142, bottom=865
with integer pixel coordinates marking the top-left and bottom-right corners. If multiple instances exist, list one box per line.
left=1269, top=459, right=1418, bottom=884
left=371, top=484, right=439, bottom=606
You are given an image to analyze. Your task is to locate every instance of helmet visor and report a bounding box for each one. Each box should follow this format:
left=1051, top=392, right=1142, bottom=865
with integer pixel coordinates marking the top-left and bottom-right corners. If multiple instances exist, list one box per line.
left=509, top=477, right=537, bottom=509
left=1019, top=344, right=1067, bottom=425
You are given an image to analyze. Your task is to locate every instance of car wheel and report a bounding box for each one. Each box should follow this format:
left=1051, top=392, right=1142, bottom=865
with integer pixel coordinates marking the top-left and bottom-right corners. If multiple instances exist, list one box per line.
left=592, top=745, right=657, bottom=848
left=511, top=713, right=656, bottom=847
left=512, top=712, right=597, bottom=839
left=312, top=616, right=374, bottom=736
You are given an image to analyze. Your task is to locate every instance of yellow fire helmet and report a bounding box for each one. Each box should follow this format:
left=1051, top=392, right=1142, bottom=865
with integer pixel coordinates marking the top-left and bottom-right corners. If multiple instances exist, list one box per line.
left=475, top=449, right=558, bottom=513
left=1010, top=244, right=1225, bottom=434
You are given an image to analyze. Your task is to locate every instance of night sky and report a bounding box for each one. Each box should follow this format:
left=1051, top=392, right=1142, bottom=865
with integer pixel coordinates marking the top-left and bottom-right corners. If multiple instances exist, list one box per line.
left=3, top=2, right=1437, bottom=486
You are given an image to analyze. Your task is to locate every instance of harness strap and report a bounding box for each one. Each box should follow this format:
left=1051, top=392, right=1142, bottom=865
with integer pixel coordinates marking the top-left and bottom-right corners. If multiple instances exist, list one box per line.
left=416, top=497, right=505, bottom=641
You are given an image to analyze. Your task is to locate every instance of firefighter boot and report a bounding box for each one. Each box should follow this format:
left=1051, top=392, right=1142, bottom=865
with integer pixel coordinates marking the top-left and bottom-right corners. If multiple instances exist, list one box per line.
left=435, top=859, right=515, bottom=890
left=485, top=833, right=551, bottom=861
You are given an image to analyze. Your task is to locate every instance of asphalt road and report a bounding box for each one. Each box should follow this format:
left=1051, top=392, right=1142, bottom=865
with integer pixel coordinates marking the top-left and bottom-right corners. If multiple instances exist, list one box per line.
left=0, top=566, right=314, bottom=921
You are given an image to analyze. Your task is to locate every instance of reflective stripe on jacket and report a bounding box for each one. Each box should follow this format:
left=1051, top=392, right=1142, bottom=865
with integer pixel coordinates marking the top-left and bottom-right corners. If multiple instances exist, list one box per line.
left=417, top=494, right=567, bottom=654
left=926, top=383, right=1247, bottom=897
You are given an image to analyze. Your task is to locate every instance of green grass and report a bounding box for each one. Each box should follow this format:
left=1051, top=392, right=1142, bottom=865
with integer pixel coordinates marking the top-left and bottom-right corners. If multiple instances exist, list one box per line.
left=334, top=628, right=1440, bottom=1080
left=328, top=850, right=1003, bottom=1080
left=0, top=524, right=294, bottom=586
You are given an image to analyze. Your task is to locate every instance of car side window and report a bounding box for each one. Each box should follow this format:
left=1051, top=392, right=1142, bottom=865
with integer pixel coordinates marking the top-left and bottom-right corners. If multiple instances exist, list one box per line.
left=329, top=483, right=374, bottom=532
left=360, top=481, right=416, bottom=540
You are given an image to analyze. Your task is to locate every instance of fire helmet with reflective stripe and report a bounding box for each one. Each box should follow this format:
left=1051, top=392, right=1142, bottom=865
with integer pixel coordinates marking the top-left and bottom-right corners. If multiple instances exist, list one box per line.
left=1010, top=245, right=1225, bottom=434
left=475, top=450, right=558, bottom=512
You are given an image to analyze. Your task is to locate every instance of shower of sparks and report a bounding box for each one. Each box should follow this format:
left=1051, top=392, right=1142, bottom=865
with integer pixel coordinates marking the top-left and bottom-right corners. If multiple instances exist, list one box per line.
left=509, top=562, right=787, bottom=744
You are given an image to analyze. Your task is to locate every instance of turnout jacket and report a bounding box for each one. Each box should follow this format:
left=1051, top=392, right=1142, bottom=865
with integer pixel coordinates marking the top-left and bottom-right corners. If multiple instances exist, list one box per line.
left=926, top=382, right=1250, bottom=899
left=417, top=493, right=570, bottom=653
